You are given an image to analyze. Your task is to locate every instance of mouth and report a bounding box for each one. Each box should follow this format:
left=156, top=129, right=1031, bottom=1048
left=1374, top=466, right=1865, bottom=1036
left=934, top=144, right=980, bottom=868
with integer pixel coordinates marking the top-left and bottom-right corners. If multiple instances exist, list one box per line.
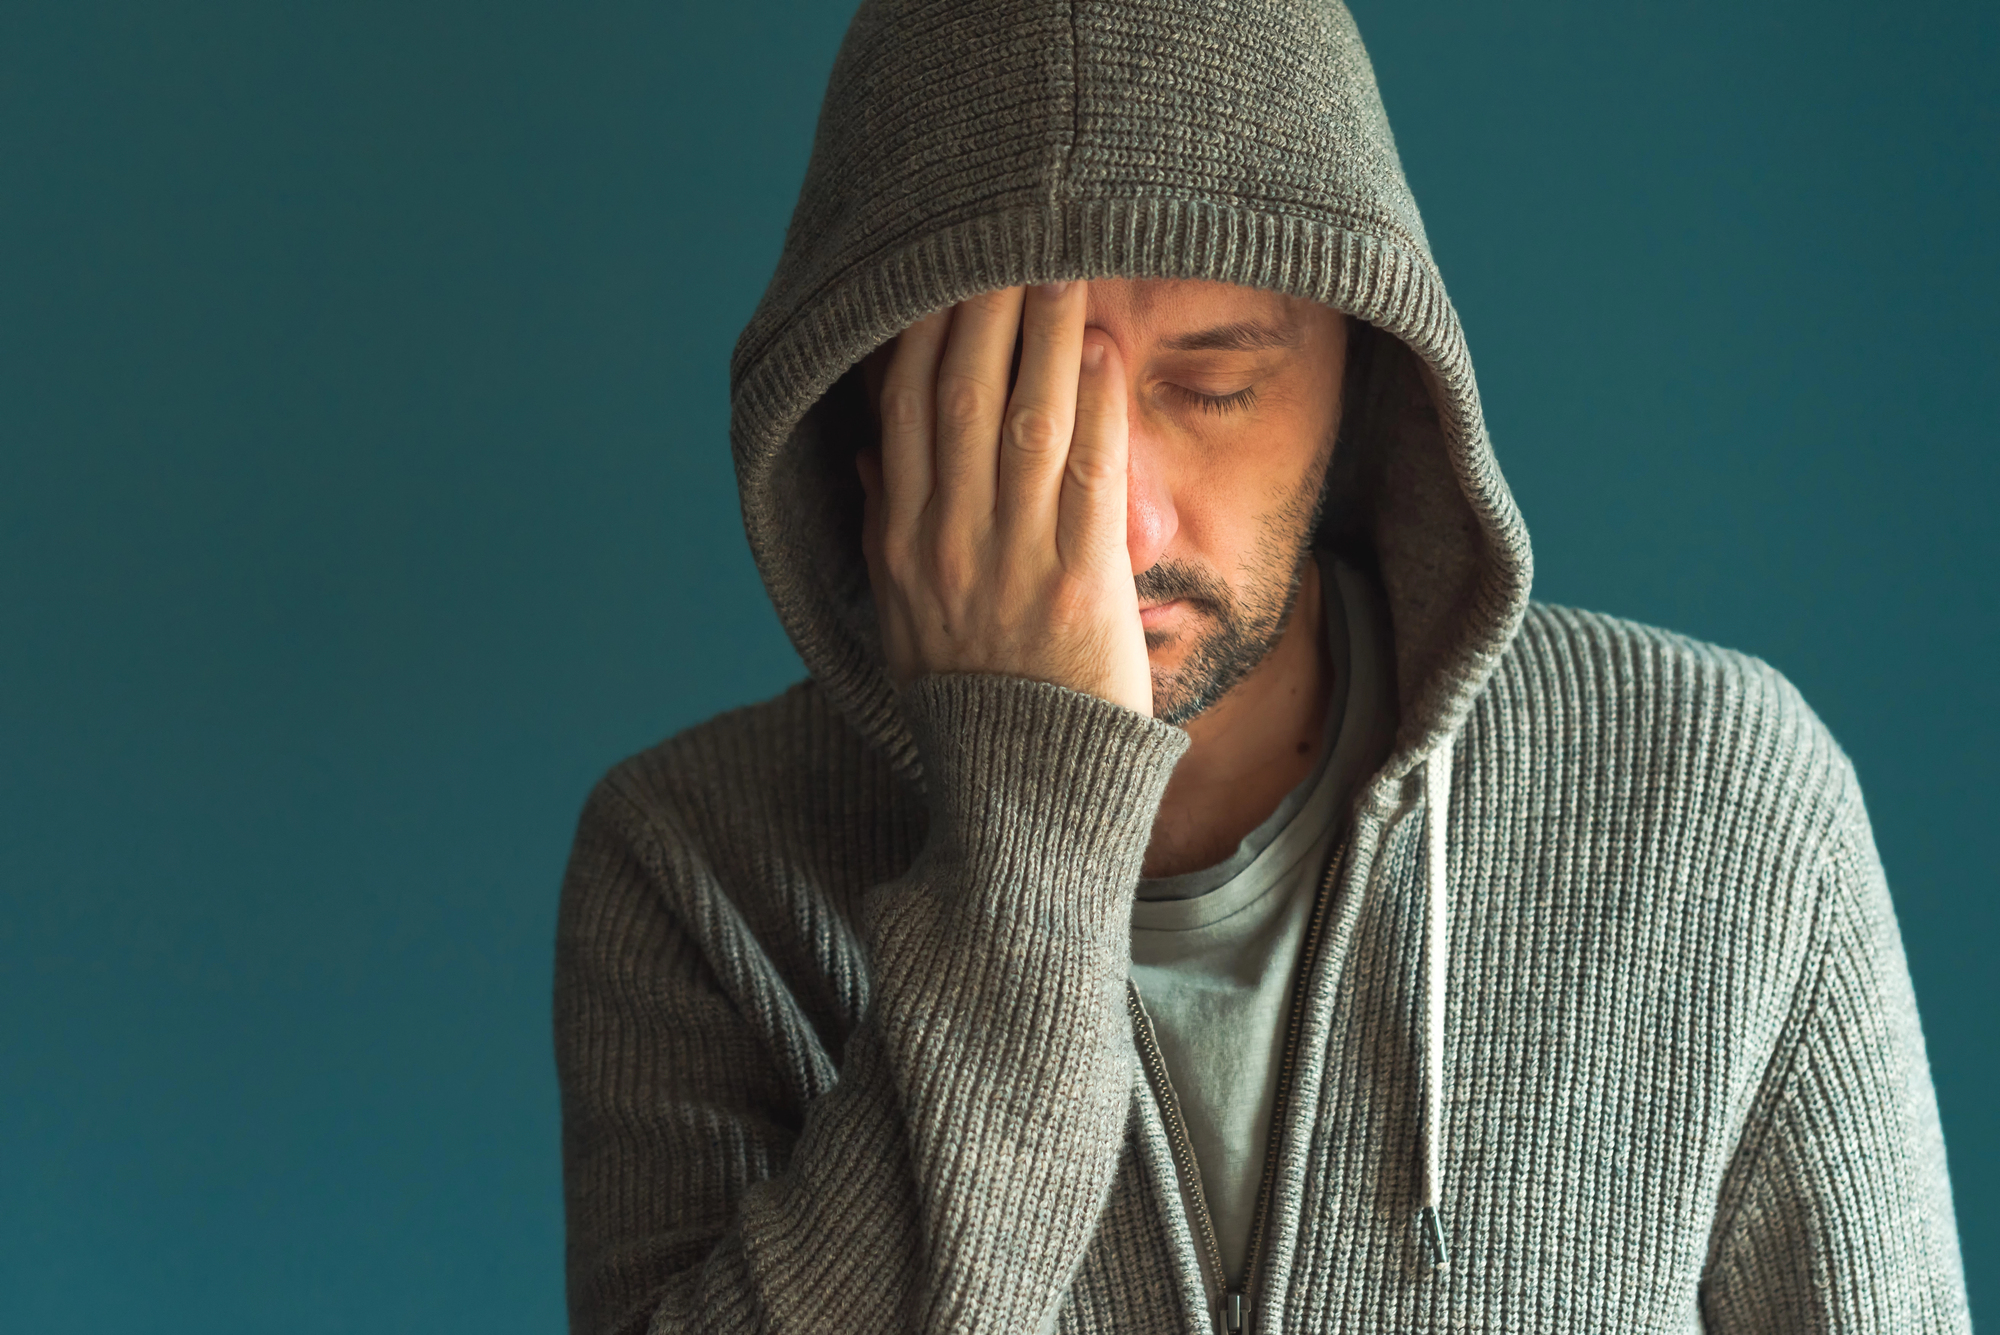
left=1138, top=598, right=1187, bottom=630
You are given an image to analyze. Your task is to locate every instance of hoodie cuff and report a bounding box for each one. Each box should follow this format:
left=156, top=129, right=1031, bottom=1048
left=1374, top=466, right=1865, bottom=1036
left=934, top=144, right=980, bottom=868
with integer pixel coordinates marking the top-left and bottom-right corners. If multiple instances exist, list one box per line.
left=902, top=673, right=1190, bottom=914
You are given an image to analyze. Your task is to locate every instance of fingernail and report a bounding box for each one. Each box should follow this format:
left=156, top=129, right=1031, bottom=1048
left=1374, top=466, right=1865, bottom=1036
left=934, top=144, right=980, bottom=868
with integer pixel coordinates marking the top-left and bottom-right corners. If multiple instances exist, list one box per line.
left=1035, top=281, right=1069, bottom=298
left=1083, top=340, right=1105, bottom=370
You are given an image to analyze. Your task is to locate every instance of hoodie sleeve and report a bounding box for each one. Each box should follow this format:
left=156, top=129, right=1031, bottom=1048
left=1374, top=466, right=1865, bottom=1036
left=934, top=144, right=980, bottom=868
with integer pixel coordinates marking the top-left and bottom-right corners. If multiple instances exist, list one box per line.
left=1699, top=789, right=1970, bottom=1332
left=554, top=673, right=1190, bottom=1335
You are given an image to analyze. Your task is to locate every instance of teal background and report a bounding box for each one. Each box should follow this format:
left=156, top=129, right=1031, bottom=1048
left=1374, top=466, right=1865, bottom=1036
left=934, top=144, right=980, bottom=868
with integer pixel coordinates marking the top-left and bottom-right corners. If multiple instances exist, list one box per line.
left=2, top=0, right=1991, bottom=1328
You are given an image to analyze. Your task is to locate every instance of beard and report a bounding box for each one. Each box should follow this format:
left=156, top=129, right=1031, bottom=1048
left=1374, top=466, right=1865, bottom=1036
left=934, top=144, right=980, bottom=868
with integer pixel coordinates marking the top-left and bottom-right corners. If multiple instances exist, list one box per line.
left=1137, top=458, right=1331, bottom=727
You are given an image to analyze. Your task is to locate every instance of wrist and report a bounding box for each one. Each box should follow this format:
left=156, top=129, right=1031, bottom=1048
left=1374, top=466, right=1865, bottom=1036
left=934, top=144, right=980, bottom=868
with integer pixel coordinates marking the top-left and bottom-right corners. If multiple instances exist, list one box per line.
left=903, top=673, right=1188, bottom=909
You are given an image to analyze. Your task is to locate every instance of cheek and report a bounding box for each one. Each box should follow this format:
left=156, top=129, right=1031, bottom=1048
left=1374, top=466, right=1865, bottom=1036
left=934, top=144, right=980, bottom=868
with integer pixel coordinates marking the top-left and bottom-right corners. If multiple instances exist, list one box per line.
left=1169, top=424, right=1322, bottom=565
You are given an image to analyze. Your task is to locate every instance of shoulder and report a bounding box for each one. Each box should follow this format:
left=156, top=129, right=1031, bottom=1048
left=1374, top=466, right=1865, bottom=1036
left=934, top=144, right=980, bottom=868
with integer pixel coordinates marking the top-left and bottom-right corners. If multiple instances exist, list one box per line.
left=1451, top=605, right=1889, bottom=1110
left=1464, top=607, right=1864, bottom=947
left=1482, top=601, right=1864, bottom=841
left=1500, top=601, right=1825, bottom=729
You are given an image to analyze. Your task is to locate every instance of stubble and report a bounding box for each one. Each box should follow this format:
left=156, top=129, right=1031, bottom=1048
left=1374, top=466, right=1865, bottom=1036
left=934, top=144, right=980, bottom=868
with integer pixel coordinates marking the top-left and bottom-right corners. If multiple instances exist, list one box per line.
left=1138, top=454, right=1332, bottom=727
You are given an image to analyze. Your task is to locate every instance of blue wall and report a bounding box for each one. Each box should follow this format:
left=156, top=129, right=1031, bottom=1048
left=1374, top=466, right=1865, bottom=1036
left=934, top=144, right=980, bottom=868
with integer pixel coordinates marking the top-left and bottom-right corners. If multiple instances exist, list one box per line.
left=2, top=2, right=1991, bottom=1327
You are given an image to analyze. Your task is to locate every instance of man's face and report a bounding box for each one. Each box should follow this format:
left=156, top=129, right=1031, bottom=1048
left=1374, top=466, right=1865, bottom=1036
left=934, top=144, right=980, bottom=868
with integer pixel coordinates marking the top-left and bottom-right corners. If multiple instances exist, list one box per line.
left=860, top=277, right=1347, bottom=725
left=1089, top=278, right=1347, bottom=724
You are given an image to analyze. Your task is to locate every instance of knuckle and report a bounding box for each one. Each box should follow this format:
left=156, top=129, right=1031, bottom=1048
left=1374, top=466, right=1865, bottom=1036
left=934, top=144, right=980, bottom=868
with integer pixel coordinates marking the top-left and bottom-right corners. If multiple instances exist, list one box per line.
left=877, top=382, right=926, bottom=436
left=1018, top=313, right=1063, bottom=352
left=1065, top=447, right=1121, bottom=489
left=1004, top=407, right=1067, bottom=458
left=935, top=376, right=991, bottom=435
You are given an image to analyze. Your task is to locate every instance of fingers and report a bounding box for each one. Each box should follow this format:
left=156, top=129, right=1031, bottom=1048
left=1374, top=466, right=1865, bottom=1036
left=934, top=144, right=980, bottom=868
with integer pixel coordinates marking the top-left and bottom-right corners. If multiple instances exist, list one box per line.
left=998, top=281, right=1088, bottom=537
left=1059, top=330, right=1129, bottom=572
left=876, top=309, right=952, bottom=542
left=931, top=286, right=1024, bottom=529
left=861, top=296, right=1145, bottom=713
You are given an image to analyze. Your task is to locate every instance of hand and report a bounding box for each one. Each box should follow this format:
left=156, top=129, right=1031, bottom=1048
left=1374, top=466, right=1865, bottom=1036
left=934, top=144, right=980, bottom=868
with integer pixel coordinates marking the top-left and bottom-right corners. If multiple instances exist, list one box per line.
left=856, top=282, right=1151, bottom=717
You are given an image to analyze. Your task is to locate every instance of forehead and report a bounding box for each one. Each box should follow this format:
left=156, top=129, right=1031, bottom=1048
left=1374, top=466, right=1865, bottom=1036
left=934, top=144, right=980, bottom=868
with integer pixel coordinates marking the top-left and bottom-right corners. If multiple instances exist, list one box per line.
left=1084, top=277, right=1299, bottom=338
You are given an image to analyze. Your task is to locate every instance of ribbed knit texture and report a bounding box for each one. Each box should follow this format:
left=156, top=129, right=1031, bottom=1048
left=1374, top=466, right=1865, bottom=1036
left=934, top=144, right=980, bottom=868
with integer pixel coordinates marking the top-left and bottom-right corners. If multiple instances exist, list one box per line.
left=555, top=613, right=1967, bottom=1332
left=557, top=676, right=1193, bottom=1334
left=556, top=0, right=1967, bottom=1329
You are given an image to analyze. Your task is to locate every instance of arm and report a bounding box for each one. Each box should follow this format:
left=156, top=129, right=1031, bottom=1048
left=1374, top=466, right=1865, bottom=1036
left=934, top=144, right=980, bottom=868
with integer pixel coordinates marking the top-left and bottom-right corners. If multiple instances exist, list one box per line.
left=556, top=674, right=1185, bottom=1335
left=1700, top=788, right=1970, bottom=1331
left=558, top=281, right=1168, bottom=1333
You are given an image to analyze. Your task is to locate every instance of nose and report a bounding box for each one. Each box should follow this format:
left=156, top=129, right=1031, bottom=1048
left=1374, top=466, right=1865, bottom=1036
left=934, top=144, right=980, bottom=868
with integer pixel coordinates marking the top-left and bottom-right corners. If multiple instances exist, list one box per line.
left=1125, top=414, right=1178, bottom=575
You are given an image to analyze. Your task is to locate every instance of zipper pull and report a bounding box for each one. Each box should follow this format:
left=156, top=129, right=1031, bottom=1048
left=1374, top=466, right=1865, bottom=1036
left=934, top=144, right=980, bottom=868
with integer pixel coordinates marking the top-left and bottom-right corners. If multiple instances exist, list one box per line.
left=1222, top=1289, right=1246, bottom=1334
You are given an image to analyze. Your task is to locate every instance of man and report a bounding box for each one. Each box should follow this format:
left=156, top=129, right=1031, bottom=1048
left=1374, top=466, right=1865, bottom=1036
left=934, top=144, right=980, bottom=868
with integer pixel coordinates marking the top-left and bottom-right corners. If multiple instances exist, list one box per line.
left=553, top=0, right=1969, bottom=1330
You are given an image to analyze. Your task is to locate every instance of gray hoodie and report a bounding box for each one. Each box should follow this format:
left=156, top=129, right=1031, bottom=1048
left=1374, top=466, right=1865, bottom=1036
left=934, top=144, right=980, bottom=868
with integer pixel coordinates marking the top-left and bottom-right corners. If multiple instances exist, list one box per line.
left=553, top=0, right=1970, bottom=1330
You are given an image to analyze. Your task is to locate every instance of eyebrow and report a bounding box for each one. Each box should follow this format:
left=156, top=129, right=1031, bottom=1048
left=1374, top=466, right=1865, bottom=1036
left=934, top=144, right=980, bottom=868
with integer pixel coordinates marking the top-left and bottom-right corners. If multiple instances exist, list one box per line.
left=1160, top=319, right=1303, bottom=353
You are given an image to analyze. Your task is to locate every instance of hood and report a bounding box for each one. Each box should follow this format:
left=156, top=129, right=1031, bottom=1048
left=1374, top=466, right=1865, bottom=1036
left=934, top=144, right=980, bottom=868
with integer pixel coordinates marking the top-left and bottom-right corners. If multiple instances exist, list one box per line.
left=727, top=0, right=1533, bottom=782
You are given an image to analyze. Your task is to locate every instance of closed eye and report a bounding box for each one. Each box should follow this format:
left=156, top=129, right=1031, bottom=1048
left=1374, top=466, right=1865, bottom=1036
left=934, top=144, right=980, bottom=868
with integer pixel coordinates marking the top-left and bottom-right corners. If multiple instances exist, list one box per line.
left=1169, top=384, right=1259, bottom=416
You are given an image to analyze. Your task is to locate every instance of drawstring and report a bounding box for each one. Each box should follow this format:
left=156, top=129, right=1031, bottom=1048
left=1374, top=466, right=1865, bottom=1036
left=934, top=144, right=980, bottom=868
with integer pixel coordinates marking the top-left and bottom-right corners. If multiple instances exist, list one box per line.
left=1416, top=736, right=1454, bottom=1272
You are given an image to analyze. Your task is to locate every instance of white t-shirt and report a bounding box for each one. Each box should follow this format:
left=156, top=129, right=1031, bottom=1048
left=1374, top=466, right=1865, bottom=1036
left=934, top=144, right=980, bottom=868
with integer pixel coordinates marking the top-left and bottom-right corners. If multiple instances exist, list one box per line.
left=1130, top=554, right=1396, bottom=1285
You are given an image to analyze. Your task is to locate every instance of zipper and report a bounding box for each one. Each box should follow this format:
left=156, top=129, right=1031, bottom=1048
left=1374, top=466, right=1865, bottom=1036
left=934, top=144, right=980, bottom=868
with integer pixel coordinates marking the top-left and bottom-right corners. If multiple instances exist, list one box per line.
left=1129, top=836, right=1349, bottom=1335
left=1127, top=983, right=1227, bottom=1301
left=1236, top=837, right=1348, bottom=1324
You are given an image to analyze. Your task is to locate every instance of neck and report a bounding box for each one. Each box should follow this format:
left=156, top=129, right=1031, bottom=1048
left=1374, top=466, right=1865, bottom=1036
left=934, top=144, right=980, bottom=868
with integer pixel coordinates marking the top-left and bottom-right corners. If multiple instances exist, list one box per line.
left=1142, top=560, right=1333, bottom=879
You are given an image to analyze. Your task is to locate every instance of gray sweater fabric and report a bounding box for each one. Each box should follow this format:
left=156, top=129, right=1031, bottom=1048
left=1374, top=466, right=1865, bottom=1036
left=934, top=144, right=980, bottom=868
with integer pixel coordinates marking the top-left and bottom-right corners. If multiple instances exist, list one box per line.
left=553, top=0, right=1970, bottom=1331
